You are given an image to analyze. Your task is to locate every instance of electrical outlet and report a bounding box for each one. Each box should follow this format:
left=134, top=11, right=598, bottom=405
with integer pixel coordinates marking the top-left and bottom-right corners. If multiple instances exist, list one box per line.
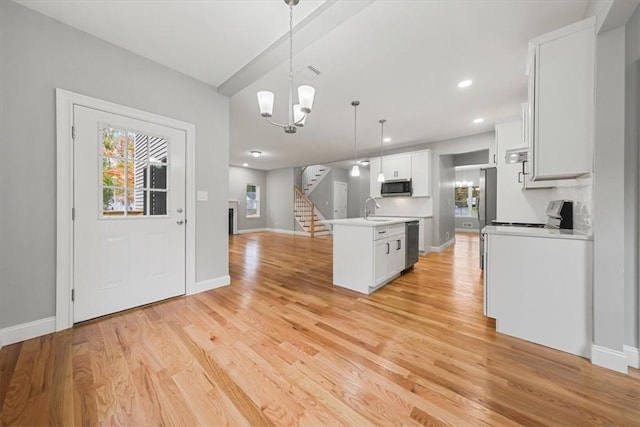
left=445, top=231, right=450, bottom=240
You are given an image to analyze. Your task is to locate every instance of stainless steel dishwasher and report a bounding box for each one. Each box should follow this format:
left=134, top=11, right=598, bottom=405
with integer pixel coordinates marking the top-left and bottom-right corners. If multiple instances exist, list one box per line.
left=405, top=220, right=419, bottom=270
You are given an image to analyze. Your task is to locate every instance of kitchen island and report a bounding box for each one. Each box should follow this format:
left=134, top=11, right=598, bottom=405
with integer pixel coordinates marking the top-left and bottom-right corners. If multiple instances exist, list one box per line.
left=482, top=225, right=593, bottom=357
left=324, top=217, right=417, bottom=294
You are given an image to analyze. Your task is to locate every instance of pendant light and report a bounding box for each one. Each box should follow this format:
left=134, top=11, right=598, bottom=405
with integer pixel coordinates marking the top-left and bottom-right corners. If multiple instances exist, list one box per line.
left=377, top=119, right=386, bottom=183
left=350, top=101, right=360, bottom=177
left=256, top=0, right=315, bottom=134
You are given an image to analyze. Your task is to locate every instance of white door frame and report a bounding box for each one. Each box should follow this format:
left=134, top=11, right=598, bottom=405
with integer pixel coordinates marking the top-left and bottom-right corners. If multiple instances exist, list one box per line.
left=55, top=89, right=196, bottom=331
left=333, top=181, right=348, bottom=219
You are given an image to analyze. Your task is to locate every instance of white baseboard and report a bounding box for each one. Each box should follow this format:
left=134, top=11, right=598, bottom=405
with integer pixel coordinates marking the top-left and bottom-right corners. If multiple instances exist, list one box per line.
left=0, top=316, right=56, bottom=347
left=431, top=237, right=456, bottom=253
left=237, top=228, right=268, bottom=234
left=194, top=275, right=231, bottom=294
left=455, top=228, right=479, bottom=233
left=591, top=344, right=628, bottom=373
left=624, top=345, right=640, bottom=369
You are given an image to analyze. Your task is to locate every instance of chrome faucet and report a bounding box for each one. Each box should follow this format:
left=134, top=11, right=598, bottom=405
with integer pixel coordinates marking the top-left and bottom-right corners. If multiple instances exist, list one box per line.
left=364, top=197, right=381, bottom=219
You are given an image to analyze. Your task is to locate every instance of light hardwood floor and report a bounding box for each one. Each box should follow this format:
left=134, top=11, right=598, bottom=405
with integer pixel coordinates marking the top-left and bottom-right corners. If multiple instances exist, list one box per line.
left=1, top=232, right=639, bottom=426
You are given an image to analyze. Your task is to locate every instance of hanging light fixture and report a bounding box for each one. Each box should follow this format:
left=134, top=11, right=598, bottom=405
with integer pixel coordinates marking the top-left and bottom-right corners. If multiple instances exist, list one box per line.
left=350, top=101, right=360, bottom=177
left=256, top=0, right=315, bottom=134
left=377, top=119, right=386, bottom=183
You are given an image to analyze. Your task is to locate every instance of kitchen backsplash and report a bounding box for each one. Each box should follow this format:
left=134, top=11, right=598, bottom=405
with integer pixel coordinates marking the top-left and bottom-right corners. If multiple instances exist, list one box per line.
left=375, top=196, right=433, bottom=217
left=553, top=175, right=592, bottom=234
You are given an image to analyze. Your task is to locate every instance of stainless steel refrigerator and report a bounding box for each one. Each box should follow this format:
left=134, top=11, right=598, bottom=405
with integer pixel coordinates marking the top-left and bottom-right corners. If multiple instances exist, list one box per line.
left=478, top=167, right=497, bottom=269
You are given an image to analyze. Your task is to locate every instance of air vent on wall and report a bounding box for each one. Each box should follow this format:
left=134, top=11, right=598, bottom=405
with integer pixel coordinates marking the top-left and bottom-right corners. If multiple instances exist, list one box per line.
left=299, top=65, right=321, bottom=81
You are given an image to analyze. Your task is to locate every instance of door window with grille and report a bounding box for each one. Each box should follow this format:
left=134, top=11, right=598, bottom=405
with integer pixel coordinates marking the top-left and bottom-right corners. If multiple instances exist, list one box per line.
left=100, top=125, right=168, bottom=218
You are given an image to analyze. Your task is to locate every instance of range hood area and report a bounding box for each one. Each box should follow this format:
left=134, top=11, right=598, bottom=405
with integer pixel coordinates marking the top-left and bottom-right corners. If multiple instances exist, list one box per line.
left=504, top=147, right=529, bottom=164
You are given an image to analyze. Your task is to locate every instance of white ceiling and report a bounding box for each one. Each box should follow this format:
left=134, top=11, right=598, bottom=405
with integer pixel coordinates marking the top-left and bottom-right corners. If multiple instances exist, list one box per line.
left=15, top=0, right=591, bottom=171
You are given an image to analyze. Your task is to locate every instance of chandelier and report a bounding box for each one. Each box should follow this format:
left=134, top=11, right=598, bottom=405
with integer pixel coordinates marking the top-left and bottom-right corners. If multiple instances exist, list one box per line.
left=256, top=0, right=316, bottom=134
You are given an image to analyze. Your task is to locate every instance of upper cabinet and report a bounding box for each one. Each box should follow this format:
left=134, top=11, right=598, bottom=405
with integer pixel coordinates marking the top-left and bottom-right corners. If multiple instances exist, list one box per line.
left=382, top=153, right=412, bottom=180
left=411, top=150, right=432, bottom=197
left=369, top=150, right=432, bottom=198
left=527, top=17, right=595, bottom=181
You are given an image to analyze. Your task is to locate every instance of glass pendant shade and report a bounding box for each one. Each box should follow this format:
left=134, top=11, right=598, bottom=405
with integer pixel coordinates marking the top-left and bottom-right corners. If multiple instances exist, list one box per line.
left=293, top=104, right=306, bottom=126
left=377, top=171, right=385, bottom=182
left=257, top=91, right=274, bottom=117
left=351, top=164, right=360, bottom=177
left=298, top=85, right=315, bottom=113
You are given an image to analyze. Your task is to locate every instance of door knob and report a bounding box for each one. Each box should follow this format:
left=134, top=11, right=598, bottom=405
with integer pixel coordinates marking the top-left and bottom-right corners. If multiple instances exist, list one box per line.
left=176, top=220, right=185, bottom=225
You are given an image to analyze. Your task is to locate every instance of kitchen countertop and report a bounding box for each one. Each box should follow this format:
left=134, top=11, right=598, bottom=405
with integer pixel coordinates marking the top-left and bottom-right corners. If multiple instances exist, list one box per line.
left=482, top=225, right=592, bottom=241
left=323, top=217, right=418, bottom=227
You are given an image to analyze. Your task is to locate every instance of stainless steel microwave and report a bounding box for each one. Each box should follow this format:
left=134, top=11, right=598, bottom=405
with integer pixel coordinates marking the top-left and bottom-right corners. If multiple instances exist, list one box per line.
left=381, top=179, right=412, bottom=197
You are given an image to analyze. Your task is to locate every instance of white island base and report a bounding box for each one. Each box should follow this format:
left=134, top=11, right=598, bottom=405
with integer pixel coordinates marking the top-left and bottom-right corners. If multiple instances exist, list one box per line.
left=327, top=218, right=412, bottom=294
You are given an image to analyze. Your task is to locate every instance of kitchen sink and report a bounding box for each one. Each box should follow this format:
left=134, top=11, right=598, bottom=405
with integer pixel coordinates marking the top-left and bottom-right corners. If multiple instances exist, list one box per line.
left=365, top=218, right=391, bottom=222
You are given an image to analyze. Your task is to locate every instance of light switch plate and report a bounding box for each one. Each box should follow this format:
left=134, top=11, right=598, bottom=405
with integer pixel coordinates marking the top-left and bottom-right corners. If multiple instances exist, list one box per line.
left=197, top=190, right=208, bottom=201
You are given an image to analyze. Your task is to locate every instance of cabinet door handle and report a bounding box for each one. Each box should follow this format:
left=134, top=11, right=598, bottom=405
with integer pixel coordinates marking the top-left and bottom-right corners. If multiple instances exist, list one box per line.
left=518, top=172, right=523, bottom=183
left=397, top=240, right=401, bottom=250
left=493, top=154, right=496, bottom=164
left=386, top=243, right=390, bottom=254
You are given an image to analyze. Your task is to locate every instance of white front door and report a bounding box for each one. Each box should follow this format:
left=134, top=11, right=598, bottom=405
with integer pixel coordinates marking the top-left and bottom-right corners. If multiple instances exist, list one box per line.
left=73, top=105, right=186, bottom=323
left=334, top=181, right=348, bottom=219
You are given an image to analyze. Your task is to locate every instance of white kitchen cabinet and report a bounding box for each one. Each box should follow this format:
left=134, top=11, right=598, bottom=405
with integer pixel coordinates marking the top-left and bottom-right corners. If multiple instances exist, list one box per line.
left=484, top=228, right=592, bottom=357
left=332, top=221, right=406, bottom=294
left=411, top=150, right=432, bottom=197
left=382, top=153, right=411, bottom=180
left=527, top=17, right=595, bottom=181
left=369, top=157, right=381, bottom=198
left=374, top=224, right=405, bottom=286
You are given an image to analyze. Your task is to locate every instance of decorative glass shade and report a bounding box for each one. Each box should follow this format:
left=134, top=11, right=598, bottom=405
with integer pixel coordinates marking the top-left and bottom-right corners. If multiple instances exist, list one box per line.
left=377, top=171, right=385, bottom=183
left=351, top=164, right=360, bottom=177
left=293, top=104, right=306, bottom=126
left=257, top=91, right=274, bottom=117
left=298, top=85, right=315, bottom=113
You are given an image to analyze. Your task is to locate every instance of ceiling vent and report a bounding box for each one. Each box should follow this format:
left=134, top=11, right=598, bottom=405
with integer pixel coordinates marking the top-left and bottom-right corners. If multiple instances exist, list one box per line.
left=299, top=65, right=321, bottom=81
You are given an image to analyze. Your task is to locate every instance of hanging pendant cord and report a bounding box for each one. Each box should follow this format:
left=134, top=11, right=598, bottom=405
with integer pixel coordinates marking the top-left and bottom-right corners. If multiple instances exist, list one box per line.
left=288, top=3, right=294, bottom=125
left=353, top=105, right=358, bottom=163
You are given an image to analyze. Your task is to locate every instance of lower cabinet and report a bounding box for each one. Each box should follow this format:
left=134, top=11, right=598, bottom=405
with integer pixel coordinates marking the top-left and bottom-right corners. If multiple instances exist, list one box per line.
left=484, top=231, right=592, bottom=357
left=374, top=225, right=405, bottom=287
left=332, top=223, right=406, bottom=294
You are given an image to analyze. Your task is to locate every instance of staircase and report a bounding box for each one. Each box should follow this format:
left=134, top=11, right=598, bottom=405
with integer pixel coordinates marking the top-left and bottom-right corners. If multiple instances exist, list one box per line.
left=301, top=165, right=331, bottom=195
left=294, top=186, right=331, bottom=237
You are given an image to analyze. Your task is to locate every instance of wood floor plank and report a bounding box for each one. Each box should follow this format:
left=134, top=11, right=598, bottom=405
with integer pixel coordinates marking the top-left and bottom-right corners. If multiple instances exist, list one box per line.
left=1, top=231, right=639, bottom=426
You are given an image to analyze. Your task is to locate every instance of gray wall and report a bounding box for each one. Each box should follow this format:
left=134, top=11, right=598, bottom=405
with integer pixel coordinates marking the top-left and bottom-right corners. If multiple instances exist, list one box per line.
left=308, top=167, right=349, bottom=220
left=593, top=26, right=626, bottom=351
left=266, top=168, right=294, bottom=231
left=229, top=166, right=267, bottom=231
left=348, top=166, right=370, bottom=218
left=0, top=2, right=229, bottom=329
left=625, top=5, right=640, bottom=348
left=432, top=154, right=456, bottom=247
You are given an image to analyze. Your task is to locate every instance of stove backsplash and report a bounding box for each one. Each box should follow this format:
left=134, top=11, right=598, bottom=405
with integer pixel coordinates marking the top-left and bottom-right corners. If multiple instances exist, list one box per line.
left=552, top=175, right=592, bottom=234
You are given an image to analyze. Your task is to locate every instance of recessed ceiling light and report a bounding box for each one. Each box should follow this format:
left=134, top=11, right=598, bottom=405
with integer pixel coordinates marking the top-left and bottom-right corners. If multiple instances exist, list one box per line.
left=383, top=137, right=391, bottom=143
left=473, top=118, right=484, bottom=124
left=251, top=150, right=261, bottom=158
left=458, top=80, right=473, bottom=88
left=243, top=163, right=249, bottom=167
left=359, top=160, right=370, bottom=166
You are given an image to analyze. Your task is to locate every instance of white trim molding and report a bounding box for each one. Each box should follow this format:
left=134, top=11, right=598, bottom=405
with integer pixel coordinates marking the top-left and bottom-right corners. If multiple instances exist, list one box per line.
left=55, top=89, right=197, bottom=332
left=624, top=345, right=640, bottom=369
left=431, top=237, right=456, bottom=253
left=194, top=276, right=231, bottom=294
left=591, top=345, right=628, bottom=374
left=0, top=317, right=56, bottom=347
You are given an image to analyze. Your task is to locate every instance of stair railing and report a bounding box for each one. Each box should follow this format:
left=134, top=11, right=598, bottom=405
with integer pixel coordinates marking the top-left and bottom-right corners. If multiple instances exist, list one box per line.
left=294, top=185, right=315, bottom=238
